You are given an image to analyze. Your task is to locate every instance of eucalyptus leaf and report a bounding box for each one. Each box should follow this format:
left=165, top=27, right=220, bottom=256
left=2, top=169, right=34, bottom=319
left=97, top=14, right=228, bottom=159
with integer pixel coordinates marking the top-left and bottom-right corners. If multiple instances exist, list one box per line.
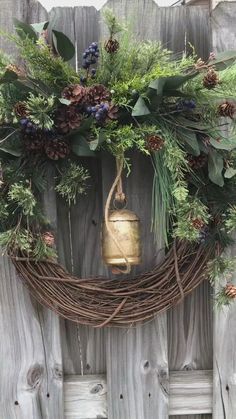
left=66, top=117, right=94, bottom=138
left=0, top=70, right=18, bottom=84
left=31, top=21, right=49, bottom=34
left=164, top=73, right=197, bottom=91
left=148, top=78, right=166, bottom=94
left=209, top=137, right=236, bottom=151
left=13, top=18, right=37, bottom=42
left=72, top=136, right=95, bottom=157
left=224, top=167, right=236, bottom=179
left=52, top=30, right=75, bottom=61
left=208, top=150, right=224, bottom=187
left=178, top=128, right=200, bottom=156
left=132, top=97, right=150, bottom=117
left=210, top=51, right=236, bottom=70
left=89, top=131, right=106, bottom=151
left=59, top=98, right=71, bottom=106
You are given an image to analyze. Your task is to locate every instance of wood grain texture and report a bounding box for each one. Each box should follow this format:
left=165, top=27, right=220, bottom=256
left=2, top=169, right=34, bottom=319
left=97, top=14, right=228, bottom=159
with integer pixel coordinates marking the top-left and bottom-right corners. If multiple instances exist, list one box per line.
left=64, top=375, right=107, bottom=419
left=0, top=5, right=63, bottom=419
left=101, top=153, right=168, bottom=419
left=0, top=0, right=48, bottom=56
left=64, top=370, right=213, bottom=418
left=0, top=252, right=63, bottom=418
left=212, top=7, right=236, bottom=418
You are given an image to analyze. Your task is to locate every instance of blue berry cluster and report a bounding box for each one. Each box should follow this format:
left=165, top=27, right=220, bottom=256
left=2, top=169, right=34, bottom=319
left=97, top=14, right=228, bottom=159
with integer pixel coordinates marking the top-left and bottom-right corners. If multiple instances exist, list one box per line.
left=20, top=118, right=37, bottom=134
left=86, top=103, right=109, bottom=122
left=198, top=226, right=209, bottom=244
left=20, top=118, right=51, bottom=134
left=82, top=42, right=99, bottom=77
left=176, top=99, right=196, bottom=111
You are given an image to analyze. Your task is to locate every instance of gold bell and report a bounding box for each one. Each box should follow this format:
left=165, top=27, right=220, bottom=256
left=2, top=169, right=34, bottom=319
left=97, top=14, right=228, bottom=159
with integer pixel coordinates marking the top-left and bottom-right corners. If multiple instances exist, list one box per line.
left=102, top=209, right=142, bottom=267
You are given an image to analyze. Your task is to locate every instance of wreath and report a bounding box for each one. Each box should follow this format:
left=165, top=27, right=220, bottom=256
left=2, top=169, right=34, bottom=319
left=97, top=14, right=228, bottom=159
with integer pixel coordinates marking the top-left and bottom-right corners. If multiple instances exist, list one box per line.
left=0, top=11, right=236, bottom=326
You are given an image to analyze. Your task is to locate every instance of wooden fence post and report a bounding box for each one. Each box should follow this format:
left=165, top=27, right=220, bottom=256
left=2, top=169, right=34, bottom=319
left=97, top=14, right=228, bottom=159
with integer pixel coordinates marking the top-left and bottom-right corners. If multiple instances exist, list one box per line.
left=212, top=3, right=236, bottom=418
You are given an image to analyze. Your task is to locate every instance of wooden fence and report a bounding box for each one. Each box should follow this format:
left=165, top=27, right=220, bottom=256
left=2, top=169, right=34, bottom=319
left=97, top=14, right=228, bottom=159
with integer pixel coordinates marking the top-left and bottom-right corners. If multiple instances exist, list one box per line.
left=0, top=0, right=236, bottom=418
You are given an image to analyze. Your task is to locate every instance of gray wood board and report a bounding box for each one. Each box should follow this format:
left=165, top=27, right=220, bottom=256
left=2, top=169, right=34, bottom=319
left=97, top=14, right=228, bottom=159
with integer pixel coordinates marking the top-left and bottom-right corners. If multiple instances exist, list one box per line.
left=212, top=4, right=236, bottom=418
left=0, top=254, right=63, bottom=418
left=0, top=4, right=64, bottom=419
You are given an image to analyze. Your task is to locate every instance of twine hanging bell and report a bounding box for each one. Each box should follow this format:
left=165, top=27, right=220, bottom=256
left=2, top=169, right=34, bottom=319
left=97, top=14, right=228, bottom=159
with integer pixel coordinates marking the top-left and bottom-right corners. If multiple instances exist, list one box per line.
left=102, top=208, right=142, bottom=267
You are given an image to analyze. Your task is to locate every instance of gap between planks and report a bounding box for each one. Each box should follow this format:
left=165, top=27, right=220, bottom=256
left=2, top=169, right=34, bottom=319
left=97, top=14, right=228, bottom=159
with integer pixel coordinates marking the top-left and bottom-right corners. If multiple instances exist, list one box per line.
left=64, top=370, right=213, bottom=418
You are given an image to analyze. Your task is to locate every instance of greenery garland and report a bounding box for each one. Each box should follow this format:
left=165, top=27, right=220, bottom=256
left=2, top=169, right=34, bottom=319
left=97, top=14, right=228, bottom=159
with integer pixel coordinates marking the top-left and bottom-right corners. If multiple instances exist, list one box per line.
left=1, top=11, right=236, bottom=308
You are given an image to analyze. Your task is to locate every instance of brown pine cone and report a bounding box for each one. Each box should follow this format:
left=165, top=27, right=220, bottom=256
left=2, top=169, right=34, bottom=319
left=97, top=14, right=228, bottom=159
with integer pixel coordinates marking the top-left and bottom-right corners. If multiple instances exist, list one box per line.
left=23, top=131, right=45, bottom=152
left=56, top=105, right=83, bottom=134
left=87, top=84, right=111, bottom=105
left=42, top=231, right=55, bottom=247
left=146, top=135, right=165, bottom=151
left=225, top=284, right=236, bottom=299
left=218, top=101, right=236, bottom=119
left=187, top=154, right=207, bottom=169
left=5, top=64, right=24, bottom=77
left=203, top=67, right=219, bottom=89
left=62, top=84, right=87, bottom=105
left=104, top=38, right=119, bottom=53
left=45, top=138, right=70, bottom=160
left=106, top=103, right=119, bottom=121
left=14, top=101, right=28, bottom=117
left=192, top=218, right=205, bottom=230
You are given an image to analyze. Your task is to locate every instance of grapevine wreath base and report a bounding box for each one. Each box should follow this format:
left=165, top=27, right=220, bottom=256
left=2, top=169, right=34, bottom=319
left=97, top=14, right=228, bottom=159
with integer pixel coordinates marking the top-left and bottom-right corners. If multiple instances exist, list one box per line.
left=12, top=240, right=213, bottom=328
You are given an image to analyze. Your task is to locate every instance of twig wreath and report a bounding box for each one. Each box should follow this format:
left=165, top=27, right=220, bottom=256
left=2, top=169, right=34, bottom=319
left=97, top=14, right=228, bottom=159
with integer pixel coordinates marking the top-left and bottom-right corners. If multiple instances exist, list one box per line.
left=1, top=11, right=236, bottom=326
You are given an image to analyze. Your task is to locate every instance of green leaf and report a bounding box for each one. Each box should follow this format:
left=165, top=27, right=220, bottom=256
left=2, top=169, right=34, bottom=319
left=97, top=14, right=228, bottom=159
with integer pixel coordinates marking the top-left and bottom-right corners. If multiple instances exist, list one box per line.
left=31, top=21, right=49, bottom=33
left=0, top=129, right=22, bottom=157
left=89, top=130, right=106, bottom=151
left=178, top=128, right=200, bottom=156
left=132, top=97, right=150, bottom=117
left=175, top=116, right=210, bottom=131
left=163, top=73, right=197, bottom=91
left=52, top=30, right=75, bottom=61
left=209, top=136, right=236, bottom=151
left=0, top=69, right=18, bottom=84
left=224, top=167, right=236, bottom=179
left=59, top=98, right=71, bottom=106
left=72, top=136, right=95, bottom=157
left=13, top=18, right=37, bottom=42
left=210, top=51, right=236, bottom=70
left=148, top=78, right=166, bottom=94
left=67, top=117, right=94, bottom=138
left=208, top=150, right=224, bottom=187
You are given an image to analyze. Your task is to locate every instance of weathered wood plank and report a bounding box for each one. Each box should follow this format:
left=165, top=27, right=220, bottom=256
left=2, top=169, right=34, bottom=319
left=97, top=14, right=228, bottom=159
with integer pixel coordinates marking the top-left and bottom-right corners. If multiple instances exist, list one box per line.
left=0, top=0, right=48, bottom=56
left=49, top=4, right=106, bottom=376
left=64, top=370, right=213, bottom=418
left=212, top=5, right=236, bottom=418
left=0, top=250, right=62, bottom=419
left=101, top=153, right=168, bottom=419
left=64, top=375, right=107, bottom=419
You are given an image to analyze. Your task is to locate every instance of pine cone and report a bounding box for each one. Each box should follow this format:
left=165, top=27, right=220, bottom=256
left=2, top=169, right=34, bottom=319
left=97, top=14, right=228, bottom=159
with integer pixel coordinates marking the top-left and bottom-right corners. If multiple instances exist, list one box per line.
left=14, top=101, right=28, bottom=117
left=187, top=154, right=207, bottom=169
left=225, top=284, right=236, bottom=299
left=104, top=38, right=119, bottom=53
left=5, top=64, right=24, bottom=77
left=23, top=131, right=45, bottom=152
left=203, top=67, right=219, bottom=89
left=45, top=138, right=70, bottom=160
left=42, top=231, right=55, bottom=247
left=218, top=101, right=236, bottom=119
left=56, top=105, right=83, bottom=134
left=195, top=58, right=208, bottom=71
left=106, top=103, right=119, bottom=121
left=87, top=84, right=111, bottom=105
left=146, top=135, right=165, bottom=151
left=192, top=218, right=205, bottom=230
left=62, top=84, right=87, bottom=105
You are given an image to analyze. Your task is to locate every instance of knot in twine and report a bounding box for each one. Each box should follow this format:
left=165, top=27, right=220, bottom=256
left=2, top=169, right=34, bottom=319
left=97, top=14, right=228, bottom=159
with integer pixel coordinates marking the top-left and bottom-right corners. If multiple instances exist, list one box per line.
left=104, top=156, right=131, bottom=274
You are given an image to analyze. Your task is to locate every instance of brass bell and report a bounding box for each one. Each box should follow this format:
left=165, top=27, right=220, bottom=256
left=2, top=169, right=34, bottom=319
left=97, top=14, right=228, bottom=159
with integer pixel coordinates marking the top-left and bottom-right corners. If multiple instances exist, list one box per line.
left=102, top=209, right=142, bottom=267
